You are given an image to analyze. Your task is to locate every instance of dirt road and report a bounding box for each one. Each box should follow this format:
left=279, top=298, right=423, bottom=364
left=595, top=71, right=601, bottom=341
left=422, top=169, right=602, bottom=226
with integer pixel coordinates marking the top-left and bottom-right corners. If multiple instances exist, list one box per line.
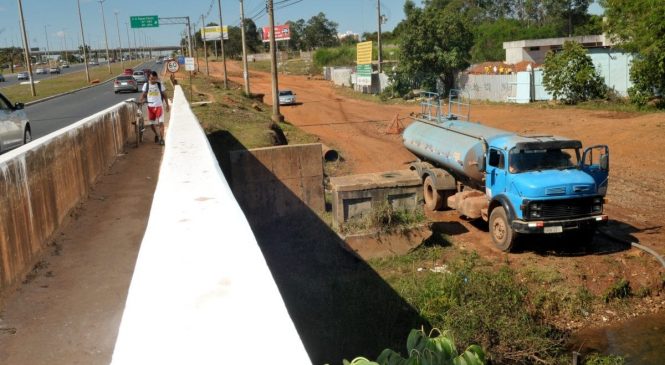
left=209, top=60, right=665, bottom=312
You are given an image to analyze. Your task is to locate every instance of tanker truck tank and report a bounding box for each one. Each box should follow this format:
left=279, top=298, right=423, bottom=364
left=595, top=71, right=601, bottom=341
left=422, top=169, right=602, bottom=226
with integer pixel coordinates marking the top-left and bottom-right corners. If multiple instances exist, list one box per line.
left=402, top=119, right=511, bottom=189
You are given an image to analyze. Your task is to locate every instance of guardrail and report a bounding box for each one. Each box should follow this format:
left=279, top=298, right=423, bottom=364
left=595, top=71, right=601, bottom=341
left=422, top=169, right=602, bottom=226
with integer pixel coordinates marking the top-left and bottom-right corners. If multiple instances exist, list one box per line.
left=110, top=85, right=310, bottom=364
left=0, top=102, right=132, bottom=302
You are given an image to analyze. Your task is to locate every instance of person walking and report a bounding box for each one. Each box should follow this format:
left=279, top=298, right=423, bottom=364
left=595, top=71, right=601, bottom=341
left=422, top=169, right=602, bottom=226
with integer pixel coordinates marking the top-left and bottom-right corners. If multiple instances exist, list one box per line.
left=140, top=71, right=170, bottom=145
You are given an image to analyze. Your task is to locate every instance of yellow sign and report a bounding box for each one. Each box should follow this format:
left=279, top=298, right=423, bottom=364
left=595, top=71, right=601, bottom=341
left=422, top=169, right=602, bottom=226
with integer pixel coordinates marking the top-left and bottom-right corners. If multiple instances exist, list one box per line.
left=356, top=41, right=373, bottom=65
left=201, top=25, right=229, bottom=40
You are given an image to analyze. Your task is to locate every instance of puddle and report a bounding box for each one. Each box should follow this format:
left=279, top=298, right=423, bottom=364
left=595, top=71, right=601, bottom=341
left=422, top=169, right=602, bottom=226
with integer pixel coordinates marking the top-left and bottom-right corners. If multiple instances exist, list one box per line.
left=569, top=312, right=665, bottom=364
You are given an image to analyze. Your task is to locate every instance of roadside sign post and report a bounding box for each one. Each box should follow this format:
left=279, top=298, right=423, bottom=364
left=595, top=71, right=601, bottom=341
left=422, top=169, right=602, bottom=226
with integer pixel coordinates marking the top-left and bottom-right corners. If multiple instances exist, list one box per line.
left=167, top=60, right=180, bottom=73
left=356, top=41, right=373, bottom=87
left=185, top=57, right=195, bottom=101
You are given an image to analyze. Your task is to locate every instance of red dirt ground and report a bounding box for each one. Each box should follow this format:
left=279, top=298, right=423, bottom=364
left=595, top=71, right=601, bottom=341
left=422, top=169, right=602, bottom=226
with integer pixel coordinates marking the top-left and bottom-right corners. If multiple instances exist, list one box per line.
left=205, top=60, right=665, bottom=328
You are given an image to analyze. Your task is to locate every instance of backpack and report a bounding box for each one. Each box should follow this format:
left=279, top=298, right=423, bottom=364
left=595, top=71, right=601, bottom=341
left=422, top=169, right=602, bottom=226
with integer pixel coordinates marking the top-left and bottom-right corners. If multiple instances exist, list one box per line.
left=144, top=81, right=167, bottom=102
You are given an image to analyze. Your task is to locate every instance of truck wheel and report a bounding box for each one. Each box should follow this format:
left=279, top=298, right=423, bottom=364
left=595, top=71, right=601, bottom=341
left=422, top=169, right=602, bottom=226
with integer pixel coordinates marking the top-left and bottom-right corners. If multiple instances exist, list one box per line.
left=423, top=176, right=443, bottom=211
left=489, top=207, right=517, bottom=252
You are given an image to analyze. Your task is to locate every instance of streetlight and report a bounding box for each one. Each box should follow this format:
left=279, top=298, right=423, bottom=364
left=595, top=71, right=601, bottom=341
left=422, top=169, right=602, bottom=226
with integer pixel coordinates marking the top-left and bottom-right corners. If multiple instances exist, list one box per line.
left=44, top=24, right=52, bottom=66
left=16, top=0, right=36, bottom=96
left=124, top=22, right=132, bottom=60
left=114, top=11, right=124, bottom=69
left=77, top=0, right=91, bottom=82
left=98, top=0, right=112, bottom=74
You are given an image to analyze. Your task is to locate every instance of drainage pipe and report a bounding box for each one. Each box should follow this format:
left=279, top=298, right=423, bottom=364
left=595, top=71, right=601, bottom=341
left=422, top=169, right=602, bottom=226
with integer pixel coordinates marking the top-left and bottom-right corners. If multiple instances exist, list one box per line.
left=321, top=144, right=340, bottom=162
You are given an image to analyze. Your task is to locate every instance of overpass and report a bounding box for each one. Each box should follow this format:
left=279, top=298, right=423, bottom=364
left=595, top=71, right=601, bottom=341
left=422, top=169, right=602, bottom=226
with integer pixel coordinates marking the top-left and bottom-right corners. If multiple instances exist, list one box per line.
left=29, top=46, right=182, bottom=56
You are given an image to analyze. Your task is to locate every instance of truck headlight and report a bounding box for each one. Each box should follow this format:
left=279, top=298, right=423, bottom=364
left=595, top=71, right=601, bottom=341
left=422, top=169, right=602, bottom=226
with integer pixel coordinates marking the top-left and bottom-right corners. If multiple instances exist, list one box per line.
left=529, top=202, right=542, bottom=218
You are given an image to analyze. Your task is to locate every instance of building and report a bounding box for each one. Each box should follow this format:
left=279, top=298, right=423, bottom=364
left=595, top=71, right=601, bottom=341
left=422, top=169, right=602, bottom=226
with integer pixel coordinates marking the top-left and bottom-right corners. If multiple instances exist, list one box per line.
left=503, top=34, right=615, bottom=64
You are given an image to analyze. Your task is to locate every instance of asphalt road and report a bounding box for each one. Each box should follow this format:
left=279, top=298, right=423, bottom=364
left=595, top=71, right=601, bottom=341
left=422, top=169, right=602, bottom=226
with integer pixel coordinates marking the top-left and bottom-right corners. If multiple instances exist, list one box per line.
left=0, top=63, right=90, bottom=88
left=26, top=60, right=159, bottom=139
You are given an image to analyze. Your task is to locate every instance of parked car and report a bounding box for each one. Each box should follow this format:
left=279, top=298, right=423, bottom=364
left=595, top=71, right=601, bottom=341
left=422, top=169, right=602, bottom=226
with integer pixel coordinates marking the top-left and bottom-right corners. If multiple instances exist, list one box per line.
left=132, top=70, right=147, bottom=84
left=123, top=68, right=134, bottom=75
left=0, top=92, right=31, bottom=153
left=17, top=72, right=29, bottom=80
left=278, top=90, right=297, bottom=105
left=49, top=67, right=61, bottom=74
left=0, top=74, right=5, bottom=82
left=35, top=68, right=47, bottom=74
left=113, top=75, right=138, bottom=94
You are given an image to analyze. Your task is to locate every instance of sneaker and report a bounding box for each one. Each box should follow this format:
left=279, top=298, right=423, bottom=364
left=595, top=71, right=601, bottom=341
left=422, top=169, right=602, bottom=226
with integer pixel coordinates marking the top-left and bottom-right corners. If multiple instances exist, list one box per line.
left=154, top=135, right=159, bottom=143
left=159, top=139, right=165, bottom=146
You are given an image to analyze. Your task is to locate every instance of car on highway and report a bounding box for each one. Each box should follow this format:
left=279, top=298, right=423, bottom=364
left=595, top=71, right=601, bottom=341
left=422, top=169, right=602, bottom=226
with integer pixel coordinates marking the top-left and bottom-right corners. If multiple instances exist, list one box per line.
left=278, top=90, right=297, bottom=105
left=142, top=68, right=152, bottom=77
left=17, top=72, right=29, bottom=81
left=61, top=62, right=70, bottom=68
left=113, top=75, right=138, bottom=94
left=123, top=68, right=133, bottom=75
left=0, top=92, right=31, bottom=153
left=132, top=70, right=147, bottom=84
left=156, top=58, right=163, bottom=64
left=88, top=60, right=99, bottom=66
left=0, top=74, right=5, bottom=82
left=49, top=67, right=61, bottom=74
left=35, top=68, right=47, bottom=74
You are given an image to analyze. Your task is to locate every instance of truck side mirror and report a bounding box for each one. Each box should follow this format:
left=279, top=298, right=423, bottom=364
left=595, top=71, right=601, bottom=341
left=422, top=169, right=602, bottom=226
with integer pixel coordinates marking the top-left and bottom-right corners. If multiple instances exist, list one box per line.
left=14, top=103, right=24, bottom=110
left=600, top=154, right=609, bottom=171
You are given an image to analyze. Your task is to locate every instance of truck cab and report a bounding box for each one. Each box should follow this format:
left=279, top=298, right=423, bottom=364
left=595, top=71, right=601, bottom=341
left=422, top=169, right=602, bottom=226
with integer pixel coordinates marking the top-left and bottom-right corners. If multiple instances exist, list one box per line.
left=484, top=135, right=609, bottom=250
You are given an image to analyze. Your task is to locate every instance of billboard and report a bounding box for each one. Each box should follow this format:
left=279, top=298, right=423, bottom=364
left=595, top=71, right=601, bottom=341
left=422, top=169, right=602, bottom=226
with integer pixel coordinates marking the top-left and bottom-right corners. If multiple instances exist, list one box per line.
left=201, top=25, right=229, bottom=41
left=262, top=24, right=291, bottom=42
left=356, top=41, right=372, bottom=65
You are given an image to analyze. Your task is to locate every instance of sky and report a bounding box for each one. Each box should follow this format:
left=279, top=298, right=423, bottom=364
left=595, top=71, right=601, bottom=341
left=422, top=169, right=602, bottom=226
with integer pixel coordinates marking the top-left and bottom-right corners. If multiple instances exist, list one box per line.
left=0, top=0, right=604, bottom=51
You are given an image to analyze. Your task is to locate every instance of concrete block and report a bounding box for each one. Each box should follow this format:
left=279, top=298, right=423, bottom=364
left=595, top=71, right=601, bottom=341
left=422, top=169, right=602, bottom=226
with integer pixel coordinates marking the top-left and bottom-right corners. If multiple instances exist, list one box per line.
left=329, top=170, right=423, bottom=229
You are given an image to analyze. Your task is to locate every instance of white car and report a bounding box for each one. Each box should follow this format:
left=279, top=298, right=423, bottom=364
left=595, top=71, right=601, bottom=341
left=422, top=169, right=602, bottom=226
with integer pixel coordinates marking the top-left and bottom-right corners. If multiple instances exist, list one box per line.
left=35, top=68, right=47, bottom=74
left=278, top=90, right=297, bottom=105
left=0, top=92, right=31, bottom=153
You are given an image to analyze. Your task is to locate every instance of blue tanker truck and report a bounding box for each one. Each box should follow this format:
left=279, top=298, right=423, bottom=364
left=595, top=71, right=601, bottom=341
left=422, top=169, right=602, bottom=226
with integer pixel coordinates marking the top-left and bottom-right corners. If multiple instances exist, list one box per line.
left=403, top=92, right=609, bottom=251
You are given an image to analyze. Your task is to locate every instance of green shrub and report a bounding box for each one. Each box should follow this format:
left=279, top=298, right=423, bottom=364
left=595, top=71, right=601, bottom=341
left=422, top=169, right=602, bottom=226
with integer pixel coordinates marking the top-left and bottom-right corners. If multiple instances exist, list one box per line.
left=584, top=353, right=625, bottom=365
left=603, top=279, right=632, bottom=303
left=313, top=46, right=356, bottom=69
left=344, top=328, right=485, bottom=365
left=543, top=41, right=607, bottom=104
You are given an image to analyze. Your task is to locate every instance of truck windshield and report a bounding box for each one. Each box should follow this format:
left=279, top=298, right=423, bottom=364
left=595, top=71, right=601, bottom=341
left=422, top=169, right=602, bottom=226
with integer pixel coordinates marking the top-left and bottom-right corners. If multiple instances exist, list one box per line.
left=509, top=147, right=579, bottom=173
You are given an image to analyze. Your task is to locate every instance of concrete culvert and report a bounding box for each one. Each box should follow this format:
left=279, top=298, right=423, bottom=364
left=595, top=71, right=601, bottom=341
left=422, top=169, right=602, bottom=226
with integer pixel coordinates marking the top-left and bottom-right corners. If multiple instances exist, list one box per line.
left=322, top=144, right=340, bottom=162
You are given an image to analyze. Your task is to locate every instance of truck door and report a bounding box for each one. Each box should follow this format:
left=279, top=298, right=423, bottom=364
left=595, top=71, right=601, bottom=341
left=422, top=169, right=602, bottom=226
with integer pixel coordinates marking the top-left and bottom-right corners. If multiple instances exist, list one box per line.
left=486, top=148, right=507, bottom=197
left=581, top=145, right=609, bottom=195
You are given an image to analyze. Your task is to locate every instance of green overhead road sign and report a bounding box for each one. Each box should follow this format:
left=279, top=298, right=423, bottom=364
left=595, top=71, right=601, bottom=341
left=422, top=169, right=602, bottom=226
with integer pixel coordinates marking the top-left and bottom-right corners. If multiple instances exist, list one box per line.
left=130, top=16, right=159, bottom=28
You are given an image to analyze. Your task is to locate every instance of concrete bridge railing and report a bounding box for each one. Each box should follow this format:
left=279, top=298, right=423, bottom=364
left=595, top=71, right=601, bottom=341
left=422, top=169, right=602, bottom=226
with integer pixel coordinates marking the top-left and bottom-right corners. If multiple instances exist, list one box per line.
left=110, top=85, right=310, bottom=364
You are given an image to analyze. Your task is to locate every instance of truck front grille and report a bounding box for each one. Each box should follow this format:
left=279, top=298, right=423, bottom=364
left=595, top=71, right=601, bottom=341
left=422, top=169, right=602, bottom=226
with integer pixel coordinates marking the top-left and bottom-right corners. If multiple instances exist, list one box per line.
left=526, top=197, right=600, bottom=220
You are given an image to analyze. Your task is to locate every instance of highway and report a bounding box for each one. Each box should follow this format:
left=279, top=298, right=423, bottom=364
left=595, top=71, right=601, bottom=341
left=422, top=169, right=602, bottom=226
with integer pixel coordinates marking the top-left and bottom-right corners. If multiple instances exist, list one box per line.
left=26, top=60, right=159, bottom=139
left=0, top=62, right=90, bottom=88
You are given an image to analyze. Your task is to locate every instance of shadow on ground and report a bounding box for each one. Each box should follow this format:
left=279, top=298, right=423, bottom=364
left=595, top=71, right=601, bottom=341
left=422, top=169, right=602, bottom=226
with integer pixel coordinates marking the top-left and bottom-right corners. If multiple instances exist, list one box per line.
left=208, top=132, right=428, bottom=365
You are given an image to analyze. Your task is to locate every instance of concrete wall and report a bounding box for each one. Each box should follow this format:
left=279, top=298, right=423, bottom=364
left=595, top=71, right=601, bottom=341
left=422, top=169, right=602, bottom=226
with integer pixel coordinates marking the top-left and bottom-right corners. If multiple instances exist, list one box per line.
left=248, top=51, right=288, bottom=62
left=229, top=143, right=325, bottom=221
left=0, top=102, right=133, bottom=301
left=331, top=67, right=353, bottom=87
left=589, top=49, right=634, bottom=96
left=457, top=73, right=517, bottom=102
left=111, top=86, right=310, bottom=364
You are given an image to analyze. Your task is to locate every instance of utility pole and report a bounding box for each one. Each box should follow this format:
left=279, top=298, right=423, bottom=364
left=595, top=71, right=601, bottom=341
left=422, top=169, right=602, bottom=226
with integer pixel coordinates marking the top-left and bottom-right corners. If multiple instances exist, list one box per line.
left=17, top=0, right=36, bottom=96
left=98, top=0, right=112, bottom=73
left=266, top=0, right=283, bottom=122
left=186, top=16, right=193, bottom=58
left=114, top=12, right=124, bottom=69
left=201, top=14, right=209, bottom=75
left=76, top=0, right=90, bottom=82
left=132, top=29, right=137, bottom=59
left=217, top=0, right=228, bottom=88
left=377, top=0, right=383, bottom=74
left=239, top=0, right=250, bottom=95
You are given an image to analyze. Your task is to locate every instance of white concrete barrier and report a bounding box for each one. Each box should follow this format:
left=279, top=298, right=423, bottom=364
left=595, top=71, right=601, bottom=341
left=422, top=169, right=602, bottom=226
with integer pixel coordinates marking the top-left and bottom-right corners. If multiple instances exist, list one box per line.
left=110, top=86, right=310, bottom=364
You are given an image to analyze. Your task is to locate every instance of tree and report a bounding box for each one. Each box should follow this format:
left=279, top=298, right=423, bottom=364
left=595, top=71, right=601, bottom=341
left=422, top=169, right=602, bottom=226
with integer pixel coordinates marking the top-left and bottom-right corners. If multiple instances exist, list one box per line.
left=286, top=19, right=306, bottom=51
left=301, top=12, right=339, bottom=50
left=542, top=41, right=607, bottom=104
left=390, top=3, right=473, bottom=95
left=602, top=0, right=665, bottom=106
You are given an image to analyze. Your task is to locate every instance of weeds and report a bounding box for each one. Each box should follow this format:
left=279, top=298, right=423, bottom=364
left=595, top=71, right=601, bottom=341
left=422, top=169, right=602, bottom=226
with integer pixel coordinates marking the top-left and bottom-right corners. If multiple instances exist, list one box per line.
left=584, top=353, right=625, bottom=365
left=340, top=201, right=426, bottom=235
left=372, top=250, right=566, bottom=364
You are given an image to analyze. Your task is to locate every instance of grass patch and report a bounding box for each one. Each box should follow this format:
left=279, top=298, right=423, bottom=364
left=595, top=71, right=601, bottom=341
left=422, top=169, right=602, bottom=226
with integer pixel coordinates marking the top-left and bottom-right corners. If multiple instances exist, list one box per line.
left=248, top=58, right=316, bottom=76
left=2, top=61, right=144, bottom=103
left=176, top=71, right=317, bottom=172
left=584, top=353, right=626, bottom=365
left=603, top=279, right=632, bottom=303
left=370, top=250, right=567, bottom=364
left=339, top=201, right=427, bottom=235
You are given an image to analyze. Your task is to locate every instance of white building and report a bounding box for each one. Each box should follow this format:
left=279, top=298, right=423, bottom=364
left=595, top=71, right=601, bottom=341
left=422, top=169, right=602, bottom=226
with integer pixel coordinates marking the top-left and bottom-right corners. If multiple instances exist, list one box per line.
left=503, top=34, right=615, bottom=64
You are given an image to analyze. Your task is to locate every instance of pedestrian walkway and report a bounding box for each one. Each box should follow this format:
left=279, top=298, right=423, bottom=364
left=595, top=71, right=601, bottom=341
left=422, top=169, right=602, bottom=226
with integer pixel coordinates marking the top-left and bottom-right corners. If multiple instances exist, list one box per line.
left=0, top=135, right=164, bottom=365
